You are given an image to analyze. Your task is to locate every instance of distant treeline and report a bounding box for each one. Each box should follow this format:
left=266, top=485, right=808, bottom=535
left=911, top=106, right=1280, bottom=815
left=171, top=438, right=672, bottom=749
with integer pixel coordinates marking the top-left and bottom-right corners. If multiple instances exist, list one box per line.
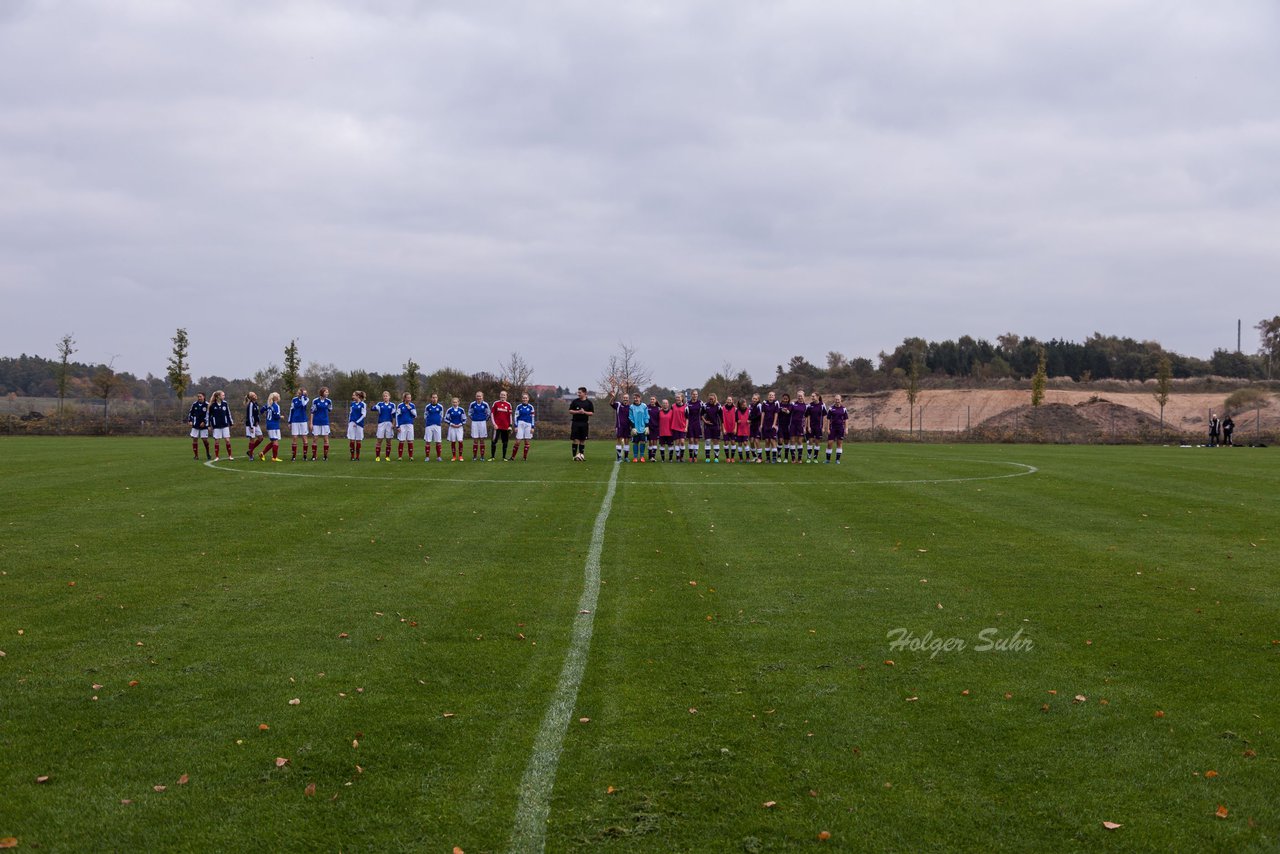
left=2, top=327, right=1276, bottom=407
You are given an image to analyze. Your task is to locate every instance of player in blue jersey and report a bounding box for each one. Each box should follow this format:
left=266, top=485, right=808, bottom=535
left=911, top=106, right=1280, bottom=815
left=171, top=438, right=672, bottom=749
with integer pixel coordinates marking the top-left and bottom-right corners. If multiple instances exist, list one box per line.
left=511, top=392, right=536, bottom=460
left=310, top=387, right=333, bottom=461
left=468, top=392, right=491, bottom=460
left=288, top=387, right=310, bottom=461
left=260, top=392, right=283, bottom=461
left=244, top=392, right=264, bottom=460
left=372, top=391, right=396, bottom=461
left=188, top=392, right=210, bottom=460
left=347, top=390, right=367, bottom=461
left=396, top=392, right=417, bottom=460
left=208, top=390, right=235, bottom=461
left=444, top=397, right=467, bottom=461
left=422, top=393, right=445, bottom=461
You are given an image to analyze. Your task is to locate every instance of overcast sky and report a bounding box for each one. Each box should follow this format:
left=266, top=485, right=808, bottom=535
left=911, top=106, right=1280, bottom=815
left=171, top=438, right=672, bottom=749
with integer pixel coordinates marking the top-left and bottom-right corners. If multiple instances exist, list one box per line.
left=3, top=0, right=1278, bottom=387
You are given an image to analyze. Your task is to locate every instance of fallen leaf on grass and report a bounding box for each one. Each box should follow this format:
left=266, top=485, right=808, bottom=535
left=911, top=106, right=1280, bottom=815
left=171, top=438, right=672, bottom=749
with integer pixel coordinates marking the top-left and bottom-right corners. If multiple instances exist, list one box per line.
left=818, top=830, right=832, bottom=840
left=1041, top=704, right=1050, bottom=713
left=153, top=785, right=166, bottom=793
left=1004, top=693, right=1013, bottom=700
left=0, top=838, right=18, bottom=849
left=1046, top=690, right=1057, bottom=695
left=578, top=717, right=590, bottom=724
left=905, top=696, right=918, bottom=702
left=288, top=698, right=301, bottom=706
left=1074, top=695, right=1087, bottom=704
left=961, top=690, right=970, bottom=696
left=92, top=683, right=103, bottom=690
left=304, top=783, right=316, bottom=797
left=883, top=660, right=895, bottom=667
left=1154, top=710, right=1165, bottom=718
left=355, top=765, right=364, bottom=774
left=259, top=724, right=270, bottom=731
left=1102, top=821, right=1122, bottom=830
left=352, top=739, right=359, bottom=748
left=688, top=708, right=698, bottom=714
left=338, top=633, right=349, bottom=639
left=128, top=680, right=139, bottom=687
left=762, top=801, right=777, bottom=808
left=1204, top=770, right=1219, bottom=779
left=177, top=774, right=189, bottom=785
left=606, top=786, right=617, bottom=794
left=442, top=712, right=455, bottom=718
left=453, top=848, right=465, bottom=854
left=1243, top=749, right=1257, bottom=758
left=1215, top=805, right=1229, bottom=819
left=275, top=757, right=290, bottom=768
left=120, top=800, right=132, bottom=805
left=35, top=775, right=50, bottom=784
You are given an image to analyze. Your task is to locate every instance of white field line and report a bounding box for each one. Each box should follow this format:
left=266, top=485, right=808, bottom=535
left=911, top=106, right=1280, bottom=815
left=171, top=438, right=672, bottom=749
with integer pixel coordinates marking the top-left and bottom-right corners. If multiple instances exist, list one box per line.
left=202, top=459, right=1038, bottom=486
left=507, top=462, right=620, bottom=854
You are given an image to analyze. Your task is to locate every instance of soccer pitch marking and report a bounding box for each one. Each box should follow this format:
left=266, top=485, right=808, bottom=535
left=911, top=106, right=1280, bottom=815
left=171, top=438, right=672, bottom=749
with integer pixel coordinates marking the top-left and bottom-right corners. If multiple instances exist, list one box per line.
left=201, top=458, right=1039, bottom=486
left=508, top=461, right=620, bottom=854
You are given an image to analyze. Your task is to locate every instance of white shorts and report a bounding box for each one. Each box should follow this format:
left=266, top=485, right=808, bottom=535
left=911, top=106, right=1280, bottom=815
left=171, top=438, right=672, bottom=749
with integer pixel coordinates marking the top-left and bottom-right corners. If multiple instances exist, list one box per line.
left=267, top=428, right=281, bottom=440
left=312, top=424, right=331, bottom=437
left=448, top=425, right=464, bottom=442
left=290, top=422, right=308, bottom=436
left=424, top=424, right=442, bottom=443
left=245, top=425, right=262, bottom=439
left=212, top=427, right=231, bottom=440
left=470, top=421, right=488, bottom=439
left=515, top=422, right=534, bottom=441
left=347, top=424, right=364, bottom=440
left=376, top=422, right=395, bottom=440
left=190, top=428, right=208, bottom=438
left=397, top=424, right=415, bottom=442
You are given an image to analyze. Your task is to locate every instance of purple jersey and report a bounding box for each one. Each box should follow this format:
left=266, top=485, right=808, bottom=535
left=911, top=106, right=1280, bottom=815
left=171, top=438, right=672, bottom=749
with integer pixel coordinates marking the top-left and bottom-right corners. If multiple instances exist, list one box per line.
left=806, top=401, right=825, bottom=436
left=826, top=405, right=848, bottom=439
left=702, top=403, right=722, bottom=438
left=685, top=399, right=704, bottom=438
left=611, top=400, right=631, bottom=438
left=789, top=401, right=807, bottom=434
left=760, top=400, right=781, bottom=431
left=647, top=404, right=661, bottom=436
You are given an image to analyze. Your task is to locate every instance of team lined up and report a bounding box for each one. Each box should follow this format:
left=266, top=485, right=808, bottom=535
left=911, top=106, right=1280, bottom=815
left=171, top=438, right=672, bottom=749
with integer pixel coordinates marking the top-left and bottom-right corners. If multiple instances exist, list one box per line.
left=186, top=388, right=536, bottom=462
left=608, top=388, right=849, bottom=463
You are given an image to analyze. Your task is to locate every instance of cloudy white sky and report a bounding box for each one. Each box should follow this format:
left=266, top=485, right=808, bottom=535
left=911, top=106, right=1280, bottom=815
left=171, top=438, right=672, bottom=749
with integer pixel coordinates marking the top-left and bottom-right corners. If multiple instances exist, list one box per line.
left=3, top=0, right=1278, bottom=386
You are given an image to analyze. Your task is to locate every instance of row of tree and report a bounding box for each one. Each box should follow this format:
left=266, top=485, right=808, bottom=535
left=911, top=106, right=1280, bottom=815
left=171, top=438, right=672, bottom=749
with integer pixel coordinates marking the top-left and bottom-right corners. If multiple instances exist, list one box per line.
left=4, top=321, right=1278, bottom=415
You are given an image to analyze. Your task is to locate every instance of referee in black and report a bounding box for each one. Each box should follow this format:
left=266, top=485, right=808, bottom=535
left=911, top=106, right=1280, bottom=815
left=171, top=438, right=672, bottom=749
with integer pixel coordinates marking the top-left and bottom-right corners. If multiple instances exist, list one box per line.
left=568, top=386, right=595, bottom=460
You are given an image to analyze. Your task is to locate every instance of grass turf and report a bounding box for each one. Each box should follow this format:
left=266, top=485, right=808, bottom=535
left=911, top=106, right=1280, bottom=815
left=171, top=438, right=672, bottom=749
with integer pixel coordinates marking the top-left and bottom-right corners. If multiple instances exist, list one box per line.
left=0, top=438, right=1276, bottom=852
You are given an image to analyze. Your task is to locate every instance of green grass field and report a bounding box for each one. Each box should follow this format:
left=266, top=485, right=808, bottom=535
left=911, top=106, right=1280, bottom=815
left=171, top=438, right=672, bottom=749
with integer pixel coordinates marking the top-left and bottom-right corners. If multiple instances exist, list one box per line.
left=1, top=437, right=1276, bottom=852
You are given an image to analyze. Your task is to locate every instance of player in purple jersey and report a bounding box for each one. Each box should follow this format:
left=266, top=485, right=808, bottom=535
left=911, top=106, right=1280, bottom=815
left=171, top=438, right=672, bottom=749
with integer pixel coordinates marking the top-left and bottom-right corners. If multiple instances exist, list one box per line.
left=686, top=390, right=705, bottom=462
left=806, top=394, right=826, bottom=462
left=778, top=393, right=793, bottom=462
left=700, top=392, right=722, bottom=462
left=757, top=392, right=781, bottom=463
left=747, top=393, right=763, bottom=462
left=609, top=387, right=633, bottom=462
left=789, top=390, right=808, bottom=462
left=646, top=396, right=661, bottom=461
left=825, top=394, right=848, bottom=464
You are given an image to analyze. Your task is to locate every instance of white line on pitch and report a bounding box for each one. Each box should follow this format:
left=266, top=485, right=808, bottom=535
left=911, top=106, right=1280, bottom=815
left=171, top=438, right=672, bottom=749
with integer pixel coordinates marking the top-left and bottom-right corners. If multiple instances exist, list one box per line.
left=507, top=462, right=620, bottom=854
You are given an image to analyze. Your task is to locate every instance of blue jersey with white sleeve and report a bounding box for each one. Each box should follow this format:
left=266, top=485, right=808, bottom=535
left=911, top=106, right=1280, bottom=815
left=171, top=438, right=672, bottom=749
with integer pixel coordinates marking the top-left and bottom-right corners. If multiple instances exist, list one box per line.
left=445, top=406, right=466, bottom=426
left=349, top=400, right=367, bottom=426
left=469, top=400, right=491, bottom=423
left=424, top=402, right=444, bottom=426
left=396, top=402, right=417, bottom=426
left=311, top=397, right=333, bottom=426
left=289, top=395, right=309, bottom=423
left=516, top=402, right=535, bottom=424
left=265, top=402, right=282, bottom=430
left=374, top=401, right=396, bottom=424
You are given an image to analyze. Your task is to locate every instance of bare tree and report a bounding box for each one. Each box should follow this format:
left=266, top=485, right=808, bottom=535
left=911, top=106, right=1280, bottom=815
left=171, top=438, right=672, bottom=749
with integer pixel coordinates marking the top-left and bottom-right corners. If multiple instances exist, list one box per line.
left=499, top=351, right=534, bottom=393
left=93, top=355, right=120, bottom=432
left=56, top=333, right=76, bottom=431
left=600, top=342, right=652, bottom=396
left=1153, top=355, right=1172, bottom=430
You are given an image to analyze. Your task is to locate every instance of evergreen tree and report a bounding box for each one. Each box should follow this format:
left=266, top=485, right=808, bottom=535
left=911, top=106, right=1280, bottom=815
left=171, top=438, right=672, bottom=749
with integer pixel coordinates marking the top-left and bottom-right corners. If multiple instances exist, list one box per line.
left=167, top=328, right=191, bottom=413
